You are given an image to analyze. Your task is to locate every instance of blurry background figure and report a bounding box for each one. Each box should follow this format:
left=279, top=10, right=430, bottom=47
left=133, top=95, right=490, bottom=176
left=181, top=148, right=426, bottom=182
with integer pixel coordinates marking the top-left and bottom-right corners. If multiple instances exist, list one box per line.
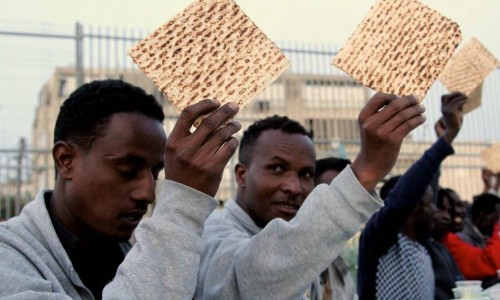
left=482, top=168, right=500, bottom=196
left=424, top=187, right=464, bottom=300
left=440, top=188, right=467, bottom=233
left=459, top=193, right=500, bottom=248
left=444, top=192, right=500, bottom=288
left=312, top=157, right=356, bottom=300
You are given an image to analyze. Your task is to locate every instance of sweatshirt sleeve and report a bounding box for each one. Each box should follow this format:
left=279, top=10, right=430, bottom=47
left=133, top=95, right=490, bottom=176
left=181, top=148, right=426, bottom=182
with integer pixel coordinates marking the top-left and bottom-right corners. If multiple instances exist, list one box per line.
left=103, top=180, right=217, bottom=299
left=196, top=166, right=383, bottom=300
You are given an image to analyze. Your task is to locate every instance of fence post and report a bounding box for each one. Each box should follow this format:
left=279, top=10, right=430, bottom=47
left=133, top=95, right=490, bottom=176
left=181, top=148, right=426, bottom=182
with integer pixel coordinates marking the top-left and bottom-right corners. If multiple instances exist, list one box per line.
left=75, top=22, right=84, bottom=87
left=15, top=138, right=25, bottom=216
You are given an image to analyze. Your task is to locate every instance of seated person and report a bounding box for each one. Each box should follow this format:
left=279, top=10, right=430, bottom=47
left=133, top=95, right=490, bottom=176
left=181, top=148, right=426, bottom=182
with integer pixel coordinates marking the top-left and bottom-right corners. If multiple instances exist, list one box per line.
left=423, top=187, right=464, bottom=300
left=311, top=157, right=356, bottom=300
left=439, top=188, right=467, bottom=233
left=444, top=193, right=500, bottom=288
left=195, top=93, right=426, bottom=299
left=357, top=91, right=466, bottom=300
left=0, top=80, right=241, bottom=299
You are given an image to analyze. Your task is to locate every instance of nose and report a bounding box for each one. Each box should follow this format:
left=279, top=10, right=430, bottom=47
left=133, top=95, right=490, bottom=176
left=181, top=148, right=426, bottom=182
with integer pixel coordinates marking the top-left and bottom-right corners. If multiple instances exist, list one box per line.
left=131, top=172, right=156, bottom=204
left=281, top=174, right=302, bottom=196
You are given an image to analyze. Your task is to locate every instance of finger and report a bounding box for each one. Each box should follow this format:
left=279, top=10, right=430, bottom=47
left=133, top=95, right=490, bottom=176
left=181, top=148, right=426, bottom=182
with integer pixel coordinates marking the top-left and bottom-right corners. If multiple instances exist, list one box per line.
left=374, top=96, right=423, bottom=127
left=392, top=113, right=427, bottom=139
left=191, top=102, right=239, bottom=145
left=359, top=93, right=398, bottom=118
left=213, top=136, right=240, bottom=165
left=169, top=99, right=221, bottom=141
left=203, top=120, right=242, bottom=157
left=379, top=101, right=426, bottom=134
left=450, top=98, right=468, bottom=112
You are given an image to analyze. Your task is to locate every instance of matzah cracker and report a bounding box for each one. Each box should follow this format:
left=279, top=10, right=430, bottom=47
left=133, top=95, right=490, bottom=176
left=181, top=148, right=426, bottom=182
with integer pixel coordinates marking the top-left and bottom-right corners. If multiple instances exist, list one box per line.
left=462, top=82, right=483, bottom=114
left=481, top=143, right=500, bottom=173
left=332, top=0, right=462, bottom=101
left=439, top=37, right=498, bottom=113
left=128, top=0, right=289, bottom=113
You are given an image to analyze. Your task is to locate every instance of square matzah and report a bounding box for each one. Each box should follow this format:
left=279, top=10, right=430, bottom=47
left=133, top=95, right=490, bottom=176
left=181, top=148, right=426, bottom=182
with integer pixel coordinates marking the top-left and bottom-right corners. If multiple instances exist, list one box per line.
left=128, top=0, right=289, bottom=111
left=332, top=0, right=462, bottom=101
left=439, top=37, right=498, bottom=113
left=481, top=143, right=500, bottom=173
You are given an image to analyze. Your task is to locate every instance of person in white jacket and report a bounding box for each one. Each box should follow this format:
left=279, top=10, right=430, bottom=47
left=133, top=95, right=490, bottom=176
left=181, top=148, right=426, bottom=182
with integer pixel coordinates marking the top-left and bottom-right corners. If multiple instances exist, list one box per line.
left=0, top=79, right=241, bottom=299
left=195, top=93, right=426, bottom=300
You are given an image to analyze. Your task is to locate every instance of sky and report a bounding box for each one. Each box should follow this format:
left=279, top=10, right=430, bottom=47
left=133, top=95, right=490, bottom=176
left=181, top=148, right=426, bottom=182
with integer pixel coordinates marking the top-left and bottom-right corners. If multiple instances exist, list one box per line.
left=1, top=0, right=500, bottom=148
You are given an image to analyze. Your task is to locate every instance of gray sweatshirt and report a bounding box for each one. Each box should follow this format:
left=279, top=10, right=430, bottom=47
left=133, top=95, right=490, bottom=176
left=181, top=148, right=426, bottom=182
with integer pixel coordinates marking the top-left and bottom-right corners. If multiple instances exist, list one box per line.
left=0, top=180, right=217, bottom=299
left=195, top=166, right=383, bottom=300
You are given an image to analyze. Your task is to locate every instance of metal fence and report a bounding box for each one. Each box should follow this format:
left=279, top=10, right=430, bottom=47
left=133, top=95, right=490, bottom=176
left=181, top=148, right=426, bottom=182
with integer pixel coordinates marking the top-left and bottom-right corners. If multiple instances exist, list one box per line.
left=1, top=21, right=499, bottom=219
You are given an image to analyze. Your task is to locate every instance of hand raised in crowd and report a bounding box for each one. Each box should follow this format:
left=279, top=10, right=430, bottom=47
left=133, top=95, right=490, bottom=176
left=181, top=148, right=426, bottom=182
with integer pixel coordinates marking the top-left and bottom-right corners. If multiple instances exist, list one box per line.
left=434, top=92, right=468, bottom=144
left=164, top=100, right=241, bottom=196
left=482, top=168, right=500, bottom=193
left=350, top=93, right=426, bottom=191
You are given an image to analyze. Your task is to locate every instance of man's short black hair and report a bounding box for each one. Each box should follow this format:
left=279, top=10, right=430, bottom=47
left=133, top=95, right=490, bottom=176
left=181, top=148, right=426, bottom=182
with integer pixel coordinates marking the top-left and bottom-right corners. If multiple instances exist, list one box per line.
left=437, top=187, right=456, bottom=209
left=379, top=175, right=402, bottom=201
left=471, top=193, right=500, bottom=220
left=238, top=115, right=310, bottom=165
left=315, top=157, right=351, bottom=183
left=54, top=79, right=164, bottom=150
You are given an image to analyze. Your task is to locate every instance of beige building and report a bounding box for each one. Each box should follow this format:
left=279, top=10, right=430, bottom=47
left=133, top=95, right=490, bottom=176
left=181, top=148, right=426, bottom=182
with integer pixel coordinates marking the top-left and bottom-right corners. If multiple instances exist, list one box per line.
left=30, top=67, right=488, bottom=204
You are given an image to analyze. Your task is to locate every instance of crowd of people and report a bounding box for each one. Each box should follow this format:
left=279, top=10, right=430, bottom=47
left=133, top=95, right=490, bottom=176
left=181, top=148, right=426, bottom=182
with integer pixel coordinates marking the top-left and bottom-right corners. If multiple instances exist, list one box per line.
left=0, top=79, right=499, bottom=300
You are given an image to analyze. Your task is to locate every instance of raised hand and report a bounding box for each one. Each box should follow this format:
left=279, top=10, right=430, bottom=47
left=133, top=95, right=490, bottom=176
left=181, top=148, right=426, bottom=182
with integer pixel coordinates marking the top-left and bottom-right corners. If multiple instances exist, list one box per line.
left=164, top=99, right=241, bottom=196
left=350, top=93, right=426, bottom=191
left=438, top=92, right=468, bottom=144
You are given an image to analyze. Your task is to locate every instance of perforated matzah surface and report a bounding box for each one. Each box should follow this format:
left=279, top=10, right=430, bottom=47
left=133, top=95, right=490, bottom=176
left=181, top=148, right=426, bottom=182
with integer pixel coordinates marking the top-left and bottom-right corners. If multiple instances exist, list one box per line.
left=439, top=37, right=498, bottom=113
left=332, top=0, right=462, bottom=101
left=128, top=0, right=289, bottom=111
left=481, top=143, right=500, bottom=173
left=463, top=82, right=483, bottom=114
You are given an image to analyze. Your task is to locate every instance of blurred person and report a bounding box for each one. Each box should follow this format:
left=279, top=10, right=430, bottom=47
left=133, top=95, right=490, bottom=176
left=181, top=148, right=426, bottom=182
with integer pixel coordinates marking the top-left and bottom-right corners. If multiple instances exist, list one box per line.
left=444, top=193, right=500, bottom=288
left=459, top=193, right=500, bottom=247
left=0, top=80, right=241, bottom=299
left=311, top=157, right=357, bottom=300
left=439, top=188, right=467, bottom=233
left=482, top=168, right=500, bottom=196
left=423, top=187, right=464, bottom=300
left=195, top=93, right=426, bottom=299
left=357, top=92, right=467, bottom=300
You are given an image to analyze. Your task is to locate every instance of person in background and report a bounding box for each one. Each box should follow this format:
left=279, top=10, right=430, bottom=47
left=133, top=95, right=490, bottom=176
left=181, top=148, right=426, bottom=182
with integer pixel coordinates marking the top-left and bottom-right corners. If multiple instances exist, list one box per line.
left=195, top=93, right=426, bottom=299
left=312, top=157, right=357, bottom=300
left=444, top=193, right=500, bottom=288
left=423, top=186, right=464, bottom=300
left=357, top=92, right=467, bottom=300
left=0, top=80, right=241, bottom=299
left=482, top=168, right=500, bottom=196
left=439, top=188, right=467, bottom=233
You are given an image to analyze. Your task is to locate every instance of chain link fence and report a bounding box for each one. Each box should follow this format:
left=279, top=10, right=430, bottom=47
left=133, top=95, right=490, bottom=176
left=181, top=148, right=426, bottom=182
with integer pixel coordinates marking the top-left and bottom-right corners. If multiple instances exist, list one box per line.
left=1, top=22, right=499, bottom=219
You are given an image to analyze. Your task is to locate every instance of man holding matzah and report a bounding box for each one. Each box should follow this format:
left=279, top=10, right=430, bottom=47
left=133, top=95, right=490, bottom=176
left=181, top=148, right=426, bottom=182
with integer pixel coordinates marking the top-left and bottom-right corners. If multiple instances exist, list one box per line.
left=126, top=0, right=462, bottom=298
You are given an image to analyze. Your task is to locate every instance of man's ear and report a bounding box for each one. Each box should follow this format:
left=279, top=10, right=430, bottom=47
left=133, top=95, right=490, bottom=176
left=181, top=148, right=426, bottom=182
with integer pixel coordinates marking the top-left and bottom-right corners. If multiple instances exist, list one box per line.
left=52, top=141, right=76, bottom=180
left=235, top=162, right=247, bottom=188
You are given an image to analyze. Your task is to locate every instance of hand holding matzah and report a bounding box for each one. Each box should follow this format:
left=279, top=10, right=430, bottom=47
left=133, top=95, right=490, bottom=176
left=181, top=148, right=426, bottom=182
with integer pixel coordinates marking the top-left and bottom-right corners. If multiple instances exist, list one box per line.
left=351, top=93, right=426, bottom=191
left=164, top=100, right=241, bottom=196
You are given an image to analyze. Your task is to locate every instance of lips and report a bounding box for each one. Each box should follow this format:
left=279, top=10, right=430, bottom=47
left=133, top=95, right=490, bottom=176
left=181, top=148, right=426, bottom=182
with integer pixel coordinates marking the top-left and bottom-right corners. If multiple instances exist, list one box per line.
left=274, top=202, right=300, bottom=216
left=120, top=210, right=147, bottom=227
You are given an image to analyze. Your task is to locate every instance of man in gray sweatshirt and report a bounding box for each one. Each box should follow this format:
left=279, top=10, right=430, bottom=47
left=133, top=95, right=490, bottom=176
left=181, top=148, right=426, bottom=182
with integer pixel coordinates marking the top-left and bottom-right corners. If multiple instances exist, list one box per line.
left=195, top=93, right=426, bottom=299
left=0, top=80, right=241, bottom=299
